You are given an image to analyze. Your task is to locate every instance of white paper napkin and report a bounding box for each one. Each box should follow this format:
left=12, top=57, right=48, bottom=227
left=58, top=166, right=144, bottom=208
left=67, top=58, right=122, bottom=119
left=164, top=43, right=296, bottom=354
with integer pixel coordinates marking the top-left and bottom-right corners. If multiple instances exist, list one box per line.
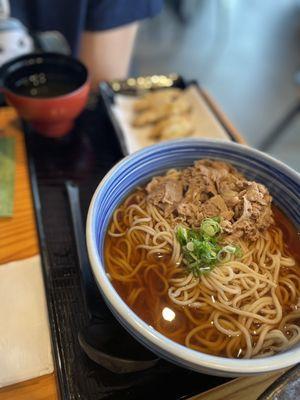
left=0, top=255, right=53, bottom=388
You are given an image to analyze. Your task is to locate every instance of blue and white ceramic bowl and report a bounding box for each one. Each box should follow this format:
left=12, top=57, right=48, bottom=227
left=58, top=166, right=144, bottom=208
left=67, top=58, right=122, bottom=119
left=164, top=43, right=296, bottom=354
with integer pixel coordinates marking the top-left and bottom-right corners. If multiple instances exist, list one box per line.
left=86, top=139, right=300, bottom=377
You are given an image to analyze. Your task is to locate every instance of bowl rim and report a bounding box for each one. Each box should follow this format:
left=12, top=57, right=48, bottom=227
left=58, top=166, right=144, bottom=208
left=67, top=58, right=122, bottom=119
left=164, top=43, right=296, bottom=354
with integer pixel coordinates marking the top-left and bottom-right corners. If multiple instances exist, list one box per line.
left=86, top=138, right=300, bottom=375
left=1, top=52, right=90, bottom=101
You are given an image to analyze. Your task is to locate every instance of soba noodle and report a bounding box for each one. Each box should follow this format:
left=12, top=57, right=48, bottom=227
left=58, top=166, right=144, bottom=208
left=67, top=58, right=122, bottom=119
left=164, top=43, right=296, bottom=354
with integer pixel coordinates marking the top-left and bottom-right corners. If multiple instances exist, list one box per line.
left=105, top=177, right=300, bottom=359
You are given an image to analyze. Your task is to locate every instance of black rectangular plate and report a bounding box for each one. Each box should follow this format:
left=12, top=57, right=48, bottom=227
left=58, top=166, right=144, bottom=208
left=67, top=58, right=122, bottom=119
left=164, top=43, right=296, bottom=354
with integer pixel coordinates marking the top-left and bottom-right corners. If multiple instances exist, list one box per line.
left=25, top=85, right=232, bottom=399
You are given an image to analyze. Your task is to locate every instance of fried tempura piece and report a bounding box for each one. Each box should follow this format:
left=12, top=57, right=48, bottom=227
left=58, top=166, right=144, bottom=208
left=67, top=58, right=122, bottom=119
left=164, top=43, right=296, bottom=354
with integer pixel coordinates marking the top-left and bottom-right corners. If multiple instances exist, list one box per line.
left=132, top=95, right=191, bottom=127
left=164, top=96, right=191, bottom=115
left=132, top=109, right=166, bottom=127
left=133, top=88, right=182, bottom=112
left=149, top=115, right=194, bottom=140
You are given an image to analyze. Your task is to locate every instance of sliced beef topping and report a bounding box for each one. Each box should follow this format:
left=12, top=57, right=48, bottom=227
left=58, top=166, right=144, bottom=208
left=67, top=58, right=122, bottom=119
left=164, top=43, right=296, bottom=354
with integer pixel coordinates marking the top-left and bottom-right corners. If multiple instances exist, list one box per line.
left=146, top=160, right=273, bottom=241
left=146, top=178, right=183, bottom=215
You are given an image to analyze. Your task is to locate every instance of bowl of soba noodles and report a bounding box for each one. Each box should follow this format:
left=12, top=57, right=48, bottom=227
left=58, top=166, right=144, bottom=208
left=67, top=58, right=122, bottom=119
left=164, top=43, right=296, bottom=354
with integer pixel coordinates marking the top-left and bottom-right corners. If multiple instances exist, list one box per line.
left=86, top=139, right=300, bottom=377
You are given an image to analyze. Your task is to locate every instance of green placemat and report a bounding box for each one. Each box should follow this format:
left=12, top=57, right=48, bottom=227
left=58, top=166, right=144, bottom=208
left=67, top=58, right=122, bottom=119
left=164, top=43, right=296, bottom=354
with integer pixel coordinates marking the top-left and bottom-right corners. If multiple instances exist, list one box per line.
left=0, top=137, right=16, bottom=217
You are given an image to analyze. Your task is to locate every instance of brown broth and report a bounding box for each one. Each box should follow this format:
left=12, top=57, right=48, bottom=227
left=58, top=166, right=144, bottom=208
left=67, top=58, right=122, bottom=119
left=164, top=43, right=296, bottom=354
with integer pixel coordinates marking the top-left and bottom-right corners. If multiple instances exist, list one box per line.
left=104, top=205, right=300, bottom=357
left=272, top=206, right=300, bottom=263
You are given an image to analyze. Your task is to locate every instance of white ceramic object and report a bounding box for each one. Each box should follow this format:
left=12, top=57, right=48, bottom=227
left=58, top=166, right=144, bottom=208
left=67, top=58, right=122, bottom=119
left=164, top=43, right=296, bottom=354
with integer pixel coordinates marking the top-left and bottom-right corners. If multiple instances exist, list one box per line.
left=86, top=139, right=300, bottom=377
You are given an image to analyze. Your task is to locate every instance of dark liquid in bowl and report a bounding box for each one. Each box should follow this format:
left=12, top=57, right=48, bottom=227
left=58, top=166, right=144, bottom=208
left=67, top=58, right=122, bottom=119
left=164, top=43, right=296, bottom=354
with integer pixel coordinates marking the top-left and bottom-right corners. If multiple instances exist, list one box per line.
left=105, top=204, right=300, bottom=358
left=3, top=56, right=87, bottom=98
left=12, top=73, right=80, bottom=98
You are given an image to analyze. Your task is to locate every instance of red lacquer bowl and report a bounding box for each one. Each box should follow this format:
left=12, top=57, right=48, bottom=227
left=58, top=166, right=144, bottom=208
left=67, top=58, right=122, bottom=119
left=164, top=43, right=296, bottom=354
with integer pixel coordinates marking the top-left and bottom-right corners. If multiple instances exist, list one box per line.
left=0, top=53, right=90, bottom=137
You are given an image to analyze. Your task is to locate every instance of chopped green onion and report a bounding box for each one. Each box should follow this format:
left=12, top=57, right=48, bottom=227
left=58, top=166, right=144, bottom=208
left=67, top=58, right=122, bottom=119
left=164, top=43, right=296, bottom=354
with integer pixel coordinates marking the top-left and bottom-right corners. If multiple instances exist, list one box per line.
left=186, top=242, right=194, bottom=251
left=222, top=245, right=237, bottom=254
left=176, top=225, right=188, bottom=245
left=234, top=246, right=243, bottom=258
left=200, top=218, right=222, bottom=237
left=175, top=218, right=240, bottom=277
left=217, top=245, right=239, bottom=261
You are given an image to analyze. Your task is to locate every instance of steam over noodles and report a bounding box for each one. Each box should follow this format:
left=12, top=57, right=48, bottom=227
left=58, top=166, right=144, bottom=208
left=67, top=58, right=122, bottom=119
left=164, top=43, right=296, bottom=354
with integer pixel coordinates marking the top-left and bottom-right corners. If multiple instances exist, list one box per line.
left=105, top=160, right=300, bottom=358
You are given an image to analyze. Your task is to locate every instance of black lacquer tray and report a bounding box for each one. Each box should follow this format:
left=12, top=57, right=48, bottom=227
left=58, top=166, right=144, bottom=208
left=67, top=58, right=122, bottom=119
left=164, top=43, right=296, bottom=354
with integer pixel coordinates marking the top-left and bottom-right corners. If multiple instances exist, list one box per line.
left=25, top=82, right=233, bottom=399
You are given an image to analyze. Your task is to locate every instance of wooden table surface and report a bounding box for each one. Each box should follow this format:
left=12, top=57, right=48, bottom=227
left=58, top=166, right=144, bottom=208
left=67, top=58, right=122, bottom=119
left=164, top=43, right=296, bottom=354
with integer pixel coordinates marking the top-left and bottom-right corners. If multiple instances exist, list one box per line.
left=0, top=107, right=285, bottom=400
left=0, top=108, right=58, bottom=400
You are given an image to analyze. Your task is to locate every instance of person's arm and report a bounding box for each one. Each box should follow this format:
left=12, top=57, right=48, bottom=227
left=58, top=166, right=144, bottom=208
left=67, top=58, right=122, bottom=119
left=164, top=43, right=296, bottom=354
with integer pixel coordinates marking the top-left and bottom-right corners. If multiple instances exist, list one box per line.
left=79, top=23, right=138, bottom=89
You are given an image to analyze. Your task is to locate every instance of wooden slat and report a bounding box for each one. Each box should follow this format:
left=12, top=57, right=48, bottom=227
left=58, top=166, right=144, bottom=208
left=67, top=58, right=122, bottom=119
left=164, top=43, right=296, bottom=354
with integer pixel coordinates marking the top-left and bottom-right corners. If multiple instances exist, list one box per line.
left=0, top=374, right=58, bottom=400
left=0, top=109, right=38, bottom=264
